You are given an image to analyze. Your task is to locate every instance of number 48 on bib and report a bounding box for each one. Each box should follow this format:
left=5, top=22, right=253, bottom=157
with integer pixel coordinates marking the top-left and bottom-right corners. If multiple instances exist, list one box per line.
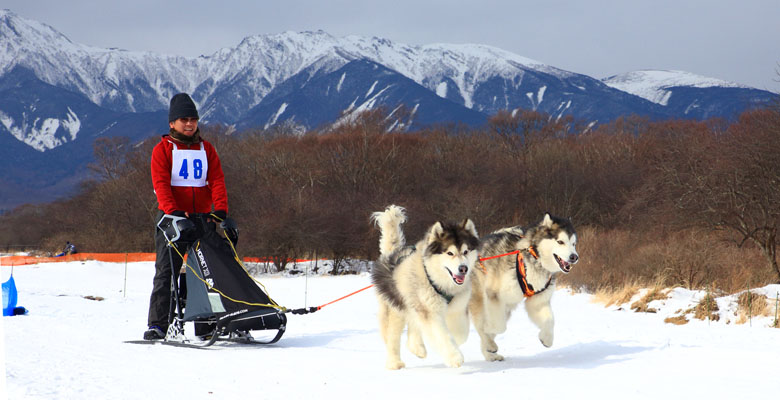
left=178, top=158, right=204, bottom=180
left=170, top=144, right=208, bottom=187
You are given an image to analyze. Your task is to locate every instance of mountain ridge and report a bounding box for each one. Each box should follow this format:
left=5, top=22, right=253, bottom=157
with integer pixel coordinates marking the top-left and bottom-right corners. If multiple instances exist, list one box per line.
left=1, top=9, right=778, bottom=209
left=4, top=9, right=772, bottom=128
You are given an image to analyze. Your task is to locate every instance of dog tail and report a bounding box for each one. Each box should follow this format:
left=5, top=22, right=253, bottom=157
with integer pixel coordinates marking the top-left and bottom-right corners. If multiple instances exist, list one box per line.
left=371, top=205, right=406, bottom=257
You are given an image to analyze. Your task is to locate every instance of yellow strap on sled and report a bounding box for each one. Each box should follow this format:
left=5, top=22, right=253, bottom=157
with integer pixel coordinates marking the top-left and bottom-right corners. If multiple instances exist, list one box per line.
left=167, top=236, right=285, bottom=311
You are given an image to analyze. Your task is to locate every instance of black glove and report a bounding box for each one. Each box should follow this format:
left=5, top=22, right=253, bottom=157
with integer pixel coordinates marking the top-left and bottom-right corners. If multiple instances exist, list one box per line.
left=220, top=217, right=239, bottom=244
left=211, top=210, right=227, bottom=221
left=159, top=211, right=195, bottom=243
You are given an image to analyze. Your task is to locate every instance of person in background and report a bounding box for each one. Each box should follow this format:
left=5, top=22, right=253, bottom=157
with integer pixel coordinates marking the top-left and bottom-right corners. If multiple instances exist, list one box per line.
left=143, top=93, right=229, bottom=340
left=64, top=242, right=76, bottom=255
left=54, top=242, right=77, bottom=257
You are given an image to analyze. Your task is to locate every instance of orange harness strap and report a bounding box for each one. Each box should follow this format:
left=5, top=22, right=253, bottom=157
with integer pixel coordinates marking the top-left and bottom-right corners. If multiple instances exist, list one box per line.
left=478, top=247, right=547, bottom=298
left=515, top=252, right=535, bottom=297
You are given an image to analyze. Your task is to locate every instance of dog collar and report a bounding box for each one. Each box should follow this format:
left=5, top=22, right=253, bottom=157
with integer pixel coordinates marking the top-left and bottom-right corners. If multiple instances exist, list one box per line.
left=423, top=264, right=454, bottom=304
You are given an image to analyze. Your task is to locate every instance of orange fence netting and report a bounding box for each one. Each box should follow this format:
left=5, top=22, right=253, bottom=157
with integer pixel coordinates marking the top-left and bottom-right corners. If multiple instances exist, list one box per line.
left=0, top=253, right=156, bottom=266
left=1, top=253, right=324, bottom=266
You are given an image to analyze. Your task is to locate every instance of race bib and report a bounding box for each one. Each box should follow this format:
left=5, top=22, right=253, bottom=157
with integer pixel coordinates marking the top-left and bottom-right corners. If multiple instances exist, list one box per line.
left=170, top=143, right=209, bottom=187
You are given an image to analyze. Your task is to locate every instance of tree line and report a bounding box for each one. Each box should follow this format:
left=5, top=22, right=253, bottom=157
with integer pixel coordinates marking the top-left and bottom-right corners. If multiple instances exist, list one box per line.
left=2, top=106, right=778, bottom=291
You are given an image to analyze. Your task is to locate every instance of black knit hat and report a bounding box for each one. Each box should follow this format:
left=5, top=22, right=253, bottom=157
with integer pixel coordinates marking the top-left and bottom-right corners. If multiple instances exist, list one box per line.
left=168, top=93, right=199, bottom=122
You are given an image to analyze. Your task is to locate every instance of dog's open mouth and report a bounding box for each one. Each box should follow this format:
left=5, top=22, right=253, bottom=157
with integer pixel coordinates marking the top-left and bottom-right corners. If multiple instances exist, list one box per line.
left=446, top=268, right=467, bottom=285
left=554, top=254, right=572, bottom=273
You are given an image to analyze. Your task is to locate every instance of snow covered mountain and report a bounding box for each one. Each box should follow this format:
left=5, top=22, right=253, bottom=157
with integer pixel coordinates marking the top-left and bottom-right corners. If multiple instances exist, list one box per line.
left=3, top=9, right=775, bottom=142
left=0, top=66, right=165, bottom=208
left=0, top=10, right=202, bottom=113
left=0, top=9, right=777, bottom=209
left=603, top=70, right=778, bottom=120
left=602, top=70, right=747, bottom=104
left=236, top=58, right=490, bottom=131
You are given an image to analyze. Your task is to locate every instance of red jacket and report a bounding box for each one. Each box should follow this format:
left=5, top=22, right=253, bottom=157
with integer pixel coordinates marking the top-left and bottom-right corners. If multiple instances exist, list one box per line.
left=151, top=134, right=228, bottom=215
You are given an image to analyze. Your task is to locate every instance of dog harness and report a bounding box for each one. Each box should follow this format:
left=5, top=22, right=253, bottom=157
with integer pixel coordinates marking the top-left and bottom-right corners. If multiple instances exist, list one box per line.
left=515, top=247, right=553, bottom=297
left=478, top=246, right=552, bottom=298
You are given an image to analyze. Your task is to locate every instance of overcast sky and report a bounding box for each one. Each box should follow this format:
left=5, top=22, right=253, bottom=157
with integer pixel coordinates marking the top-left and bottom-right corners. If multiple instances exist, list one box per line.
left=5, top=0, right=779, bottom=92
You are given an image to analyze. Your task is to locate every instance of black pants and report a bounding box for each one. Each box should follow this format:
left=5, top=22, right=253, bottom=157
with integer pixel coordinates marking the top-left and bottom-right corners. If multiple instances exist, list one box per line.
left=147, top=212, right=217, bottom=330
left=147, top=212, right=191, bottom=330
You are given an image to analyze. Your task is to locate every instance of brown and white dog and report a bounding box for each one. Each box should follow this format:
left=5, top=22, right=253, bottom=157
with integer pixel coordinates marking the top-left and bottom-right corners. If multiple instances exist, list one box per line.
left=371, top=205, right=480, bottom=369
left=469, top=213, right=578, bottom=361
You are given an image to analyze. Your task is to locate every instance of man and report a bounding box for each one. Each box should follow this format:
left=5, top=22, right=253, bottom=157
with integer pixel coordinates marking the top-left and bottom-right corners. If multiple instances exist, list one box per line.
left=144, top=93, right=228, bottom=340
left=64, top=242, right=76, bottom=255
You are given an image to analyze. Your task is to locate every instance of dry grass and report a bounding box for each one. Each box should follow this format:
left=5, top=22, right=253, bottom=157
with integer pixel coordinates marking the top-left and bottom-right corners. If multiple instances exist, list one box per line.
left=771, top=294, right=780, bottom=328
left=664, top=315, right=689, bottom=325
left=692, top=294, right=720, bottom=321
left=591, top=281, right=641, bottom=307
left=630, top=286, right=670, bottom=313
left=735, top=291, right=770, bottom=324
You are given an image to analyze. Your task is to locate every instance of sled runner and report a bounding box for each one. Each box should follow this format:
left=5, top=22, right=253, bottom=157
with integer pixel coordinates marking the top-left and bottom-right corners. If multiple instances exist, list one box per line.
left=125, top=212, right=378, bottom=350
left=155, top=213, right=287, bottom=347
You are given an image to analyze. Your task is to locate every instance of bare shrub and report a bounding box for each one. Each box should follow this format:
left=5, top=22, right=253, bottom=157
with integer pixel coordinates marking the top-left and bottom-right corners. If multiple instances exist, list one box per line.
left=654, top=229, right=718, bottom=290
left=561, top=227, right=659, bottom=291
left=635, top=110, right=780, bottom=283
left=561, top=226, right=775, bottom=294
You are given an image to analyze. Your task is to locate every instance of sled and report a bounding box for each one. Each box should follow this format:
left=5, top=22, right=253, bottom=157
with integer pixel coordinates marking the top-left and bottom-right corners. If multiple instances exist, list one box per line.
left=157, top=214, right=287, bottom=347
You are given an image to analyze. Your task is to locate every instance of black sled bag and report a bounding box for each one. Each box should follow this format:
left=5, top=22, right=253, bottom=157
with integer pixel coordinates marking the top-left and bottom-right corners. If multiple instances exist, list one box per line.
left=182, top=230, right=286, bottom=341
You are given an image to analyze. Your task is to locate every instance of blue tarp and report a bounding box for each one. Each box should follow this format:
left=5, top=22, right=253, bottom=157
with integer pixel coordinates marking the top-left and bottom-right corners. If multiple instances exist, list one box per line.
left=3, top=274, right=26, bottom=316
left=3, top=274, right=18, bottom=316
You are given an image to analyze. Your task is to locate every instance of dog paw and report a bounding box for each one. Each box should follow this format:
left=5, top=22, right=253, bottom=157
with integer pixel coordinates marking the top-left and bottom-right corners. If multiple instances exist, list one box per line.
left=539, top=331, right=554, bottom=348
left=483, top=351, right=505, bottom=362
left=386, top=360, right=406, bottom=370
left=445, top=351, right=464, bottom=368
left=408, top=342, right=427, bottom=359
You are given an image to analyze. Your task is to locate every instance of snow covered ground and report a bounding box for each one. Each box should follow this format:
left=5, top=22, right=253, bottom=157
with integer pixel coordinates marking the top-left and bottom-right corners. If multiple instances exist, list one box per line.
left=2, top=259, right=779, bottom=400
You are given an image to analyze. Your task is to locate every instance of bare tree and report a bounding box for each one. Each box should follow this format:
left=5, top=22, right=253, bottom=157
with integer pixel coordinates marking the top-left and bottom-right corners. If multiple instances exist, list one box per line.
left=89, top=137, right=131, bottom=180
left=650, top=111, right=780, bottom=282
